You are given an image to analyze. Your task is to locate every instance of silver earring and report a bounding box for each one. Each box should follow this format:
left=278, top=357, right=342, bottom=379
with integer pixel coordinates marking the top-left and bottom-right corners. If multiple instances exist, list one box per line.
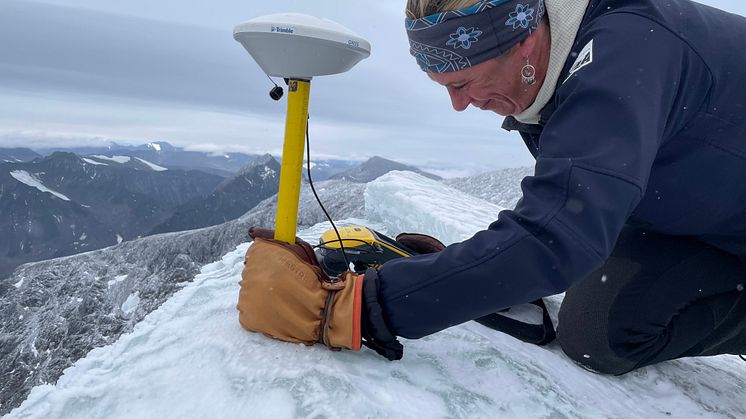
left=521, top=58, right=536, bottom=86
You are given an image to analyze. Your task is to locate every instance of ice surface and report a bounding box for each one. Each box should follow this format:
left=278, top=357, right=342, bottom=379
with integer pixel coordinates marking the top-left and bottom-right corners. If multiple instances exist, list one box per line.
left=134, top=157, right=168, bottom=171
left=91, top=155, right=131, bottom=164
left=9, top=170, right=71, bottom=201
left=366, top=171, right=505, bottom=245
left=6, top=173, right=746, bottom=419
left=120, top=292, right=140, bottom=314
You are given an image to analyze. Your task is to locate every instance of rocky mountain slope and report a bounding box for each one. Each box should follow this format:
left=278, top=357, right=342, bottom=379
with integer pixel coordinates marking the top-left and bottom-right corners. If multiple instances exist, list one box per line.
left=444, top=166, right=533, bottom=209
left=151, top=154, right=281, bottom=234
left=0, top=152, right=223, bottom=278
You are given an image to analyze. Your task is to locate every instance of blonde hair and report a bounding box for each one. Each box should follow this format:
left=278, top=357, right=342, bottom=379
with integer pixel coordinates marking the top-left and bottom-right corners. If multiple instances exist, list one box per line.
left=406, top=0, right=482, bottom=19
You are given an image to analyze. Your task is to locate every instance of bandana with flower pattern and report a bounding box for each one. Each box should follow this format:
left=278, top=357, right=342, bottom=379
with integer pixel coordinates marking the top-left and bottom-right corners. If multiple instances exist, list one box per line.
left=406, top=0, right=545, bottom=73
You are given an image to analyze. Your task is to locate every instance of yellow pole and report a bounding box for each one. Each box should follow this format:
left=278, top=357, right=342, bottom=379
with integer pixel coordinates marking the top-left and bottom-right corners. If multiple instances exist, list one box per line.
left=274, top=79, right=311, bottom=243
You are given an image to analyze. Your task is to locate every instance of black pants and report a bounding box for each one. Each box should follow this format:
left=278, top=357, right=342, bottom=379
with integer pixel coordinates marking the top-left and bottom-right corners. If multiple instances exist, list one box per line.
left=558, top=226, right=746, bottom=375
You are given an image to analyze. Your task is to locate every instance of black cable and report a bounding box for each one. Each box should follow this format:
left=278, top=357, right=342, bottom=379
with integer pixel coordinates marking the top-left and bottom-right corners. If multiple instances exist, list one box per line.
left=266, top=73, right=279, bottom=88
left=740, top=354, right=746, bottom=362
left=305, top=115, right=350, bottom=272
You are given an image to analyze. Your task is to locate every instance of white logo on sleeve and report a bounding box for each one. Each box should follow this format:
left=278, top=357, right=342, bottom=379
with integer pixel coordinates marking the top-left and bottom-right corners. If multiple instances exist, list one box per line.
left=564, top=39, right=594, bottom=83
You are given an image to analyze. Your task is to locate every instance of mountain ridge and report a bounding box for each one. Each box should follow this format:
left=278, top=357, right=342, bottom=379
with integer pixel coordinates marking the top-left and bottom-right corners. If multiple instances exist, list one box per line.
left=329, top=155, right=442, bottom=183
left=150, top=154, right=282, bottom=234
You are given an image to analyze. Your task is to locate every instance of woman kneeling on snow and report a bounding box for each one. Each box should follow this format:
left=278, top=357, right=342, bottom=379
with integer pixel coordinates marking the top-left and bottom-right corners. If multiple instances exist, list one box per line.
left=239, top=0, right=746, bottom=375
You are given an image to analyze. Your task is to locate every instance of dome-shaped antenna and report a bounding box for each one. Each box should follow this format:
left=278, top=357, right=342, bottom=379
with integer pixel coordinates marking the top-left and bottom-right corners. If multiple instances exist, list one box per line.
left=234, top=13, right=371, bottom=79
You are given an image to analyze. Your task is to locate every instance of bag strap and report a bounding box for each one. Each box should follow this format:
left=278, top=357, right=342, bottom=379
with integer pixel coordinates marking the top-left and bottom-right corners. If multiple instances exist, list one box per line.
left=474, top=298, right=556, bottom=346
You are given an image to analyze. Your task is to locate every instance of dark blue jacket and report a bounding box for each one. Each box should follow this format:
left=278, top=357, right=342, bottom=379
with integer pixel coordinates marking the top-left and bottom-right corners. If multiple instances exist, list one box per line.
left=379, top=0, right=746, bottom=339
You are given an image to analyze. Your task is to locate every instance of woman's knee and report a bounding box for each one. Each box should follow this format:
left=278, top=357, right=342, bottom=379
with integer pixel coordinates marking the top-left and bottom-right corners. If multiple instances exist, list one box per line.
left=557, top=284, right=639, bottom=375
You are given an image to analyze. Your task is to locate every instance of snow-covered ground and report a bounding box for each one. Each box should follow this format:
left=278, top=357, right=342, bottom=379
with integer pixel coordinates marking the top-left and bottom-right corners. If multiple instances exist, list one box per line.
left=134, top=157, right=168, bottom=171
left=81, top=158, right=108, bottom=166
left=9, top=170, right=71, bottom=201
left=6, top=172, right=745, bottom=419
left=90, top=155, right=131, bottom=164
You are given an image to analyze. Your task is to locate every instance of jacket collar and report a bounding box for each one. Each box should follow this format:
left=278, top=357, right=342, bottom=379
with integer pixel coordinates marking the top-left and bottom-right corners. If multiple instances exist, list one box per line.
left=512, top=0, right=590, bottom=125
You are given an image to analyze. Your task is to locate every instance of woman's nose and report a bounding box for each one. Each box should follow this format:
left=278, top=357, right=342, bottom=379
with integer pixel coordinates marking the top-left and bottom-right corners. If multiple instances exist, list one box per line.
left=447, top=86, right=470, bottom=112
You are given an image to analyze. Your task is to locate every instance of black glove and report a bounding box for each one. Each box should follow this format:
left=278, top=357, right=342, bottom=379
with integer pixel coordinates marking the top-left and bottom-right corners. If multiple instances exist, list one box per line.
left=361, top=268, right=403, bottom=361
left=357, top=232, right=444, bottom=360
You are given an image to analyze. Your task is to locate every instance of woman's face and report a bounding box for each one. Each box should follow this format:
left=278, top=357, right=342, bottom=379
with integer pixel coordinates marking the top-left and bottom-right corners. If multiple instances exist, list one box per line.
left=428, top=46, right=539, bottom=116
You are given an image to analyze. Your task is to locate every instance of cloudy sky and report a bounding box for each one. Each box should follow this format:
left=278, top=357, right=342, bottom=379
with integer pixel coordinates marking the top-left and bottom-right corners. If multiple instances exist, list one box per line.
left=1, top=0, right=744, bottom=176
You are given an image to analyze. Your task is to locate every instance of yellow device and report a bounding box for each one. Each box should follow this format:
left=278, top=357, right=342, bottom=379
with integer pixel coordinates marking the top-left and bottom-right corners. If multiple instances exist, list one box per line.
left=315, top=226, right=414, bottom=276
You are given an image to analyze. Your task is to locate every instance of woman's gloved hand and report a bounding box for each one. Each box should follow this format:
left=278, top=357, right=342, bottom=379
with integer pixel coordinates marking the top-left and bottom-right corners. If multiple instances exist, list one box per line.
left=237, top=227, right=365, bottom=351
left=395, top=232, right=446, bottom=254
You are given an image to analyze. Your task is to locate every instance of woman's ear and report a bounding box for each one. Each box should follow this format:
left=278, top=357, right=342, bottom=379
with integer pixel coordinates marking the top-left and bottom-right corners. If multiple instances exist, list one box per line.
left=515, top=27, right=540, bottom=59
left=516, top=18, right=549, bottom=59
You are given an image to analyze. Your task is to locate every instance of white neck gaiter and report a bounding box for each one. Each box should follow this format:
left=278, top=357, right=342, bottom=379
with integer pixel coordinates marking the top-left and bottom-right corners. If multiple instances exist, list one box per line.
left=513, top=0, right=591, bottom=124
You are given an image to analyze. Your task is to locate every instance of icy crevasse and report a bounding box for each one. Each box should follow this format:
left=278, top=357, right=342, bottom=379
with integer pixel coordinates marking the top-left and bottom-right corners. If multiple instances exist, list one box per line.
left=7, top=172, right=746, bottom=419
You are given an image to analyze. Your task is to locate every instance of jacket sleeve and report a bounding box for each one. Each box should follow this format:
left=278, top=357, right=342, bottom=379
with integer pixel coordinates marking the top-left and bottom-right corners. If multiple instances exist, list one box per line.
left=377, top=13, right=709, bottom=339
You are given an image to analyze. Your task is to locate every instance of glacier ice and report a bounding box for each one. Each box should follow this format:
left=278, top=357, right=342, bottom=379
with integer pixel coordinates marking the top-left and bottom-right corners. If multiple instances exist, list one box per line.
left=366, top=171, right=505, bottom=245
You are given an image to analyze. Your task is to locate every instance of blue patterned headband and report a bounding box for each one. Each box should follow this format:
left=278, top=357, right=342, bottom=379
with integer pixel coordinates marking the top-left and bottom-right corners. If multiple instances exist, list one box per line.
left=406, top=0, right=545, bottom=73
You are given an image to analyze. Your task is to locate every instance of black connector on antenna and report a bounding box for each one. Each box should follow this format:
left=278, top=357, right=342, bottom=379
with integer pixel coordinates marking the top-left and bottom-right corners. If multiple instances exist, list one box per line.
left=266, top=74, right=284, bottom=101
left=269, top=86, right=284, bottom=101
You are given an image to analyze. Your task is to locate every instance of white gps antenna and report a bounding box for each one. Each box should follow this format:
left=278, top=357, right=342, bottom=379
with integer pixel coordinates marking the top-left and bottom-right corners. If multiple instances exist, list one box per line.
left=233, top=13, right=371, bottom=243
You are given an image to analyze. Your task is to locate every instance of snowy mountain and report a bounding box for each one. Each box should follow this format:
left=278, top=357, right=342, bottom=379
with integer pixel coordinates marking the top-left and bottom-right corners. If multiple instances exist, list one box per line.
left=150, top=154, right=281, bottom=234
left=0, top=152, right=223, bottom=278
left=81, top=154, right=172, bottom=172
left=302, top=158, right=359, bottom=181
left=33, top=142, right=140, bottom=157
left=0, top=177, right=365, bottom=414
left=0, top=148, right=41, bottom=163
left=4, top=171, right=745, bottom=418
left=329, top=156, right=441, bottom=183
left=35, top=142, right=257, bottom=177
